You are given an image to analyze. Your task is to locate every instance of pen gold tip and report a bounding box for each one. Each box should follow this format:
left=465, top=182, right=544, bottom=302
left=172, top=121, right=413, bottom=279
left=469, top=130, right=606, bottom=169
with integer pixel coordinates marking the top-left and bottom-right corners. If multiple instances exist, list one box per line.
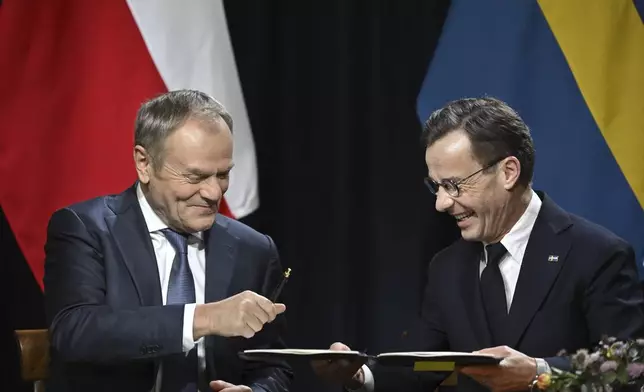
left=284, top=268, right=291, bottom=278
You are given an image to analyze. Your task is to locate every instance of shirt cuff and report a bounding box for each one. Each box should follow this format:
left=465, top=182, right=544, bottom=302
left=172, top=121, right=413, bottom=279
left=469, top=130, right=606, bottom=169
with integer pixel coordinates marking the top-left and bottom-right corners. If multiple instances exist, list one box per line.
left=536, top=358, right=551, bottom=375
left=182, top=304, right=197, bottom=352
left=345, top=365, right=374, bottom=392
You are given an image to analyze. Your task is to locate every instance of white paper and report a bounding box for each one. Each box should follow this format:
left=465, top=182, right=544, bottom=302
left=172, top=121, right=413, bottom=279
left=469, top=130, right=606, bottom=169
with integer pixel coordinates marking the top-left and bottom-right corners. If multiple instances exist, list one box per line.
left=243, top=349, right=364, bottom=355
left=377, top=351, right=498, bottom=358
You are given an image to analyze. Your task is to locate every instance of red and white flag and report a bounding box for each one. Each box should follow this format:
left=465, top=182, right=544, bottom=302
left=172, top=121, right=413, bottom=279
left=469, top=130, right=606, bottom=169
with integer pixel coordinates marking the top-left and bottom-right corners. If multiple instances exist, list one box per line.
left=0, top=0, right=259, bottom=288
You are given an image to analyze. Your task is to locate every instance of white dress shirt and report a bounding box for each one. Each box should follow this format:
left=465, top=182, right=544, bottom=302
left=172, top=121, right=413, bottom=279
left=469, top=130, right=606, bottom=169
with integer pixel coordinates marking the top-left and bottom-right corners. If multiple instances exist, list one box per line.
left=356, top=189, right=544, bottom=392
left=480, top=188, right=541, bottom=308
left=136, top=184, right=206, bottom=392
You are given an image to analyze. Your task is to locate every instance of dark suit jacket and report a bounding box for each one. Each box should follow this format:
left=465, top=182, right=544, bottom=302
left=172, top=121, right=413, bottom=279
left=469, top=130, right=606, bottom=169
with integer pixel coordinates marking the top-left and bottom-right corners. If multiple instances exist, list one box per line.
left=43, top=184, right=293, bottom=392
left=372, top=191, right=644, bottom=392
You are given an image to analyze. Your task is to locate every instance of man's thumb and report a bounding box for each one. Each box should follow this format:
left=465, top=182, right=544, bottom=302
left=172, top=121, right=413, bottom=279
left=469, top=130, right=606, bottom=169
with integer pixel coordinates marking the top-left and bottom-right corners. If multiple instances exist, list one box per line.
left=274, top=303, right=286, bottom=314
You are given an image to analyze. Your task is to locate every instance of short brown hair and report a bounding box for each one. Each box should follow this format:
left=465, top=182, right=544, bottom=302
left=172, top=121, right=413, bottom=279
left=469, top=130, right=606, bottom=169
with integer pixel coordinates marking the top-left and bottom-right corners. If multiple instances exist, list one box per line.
left=421, top=97, right=535, bottom=187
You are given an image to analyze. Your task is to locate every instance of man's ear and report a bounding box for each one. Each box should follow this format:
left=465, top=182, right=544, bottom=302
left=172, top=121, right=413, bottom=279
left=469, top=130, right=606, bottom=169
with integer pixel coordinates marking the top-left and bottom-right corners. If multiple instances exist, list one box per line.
left=134, top=145, right=152, bottom=184
left=501, top=156, right=521, bottom=190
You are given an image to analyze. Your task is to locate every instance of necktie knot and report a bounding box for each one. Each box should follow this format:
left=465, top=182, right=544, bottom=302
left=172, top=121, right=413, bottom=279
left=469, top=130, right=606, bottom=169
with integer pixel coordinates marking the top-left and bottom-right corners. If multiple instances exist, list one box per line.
left=485, top=242, right=507, bottom=266
left=161, top=228, right=189, bottom=255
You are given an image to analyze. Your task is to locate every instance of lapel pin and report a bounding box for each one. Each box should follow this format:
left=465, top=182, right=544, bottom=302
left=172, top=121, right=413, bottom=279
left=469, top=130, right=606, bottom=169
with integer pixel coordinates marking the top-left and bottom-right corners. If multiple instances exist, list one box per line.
left=548, top=255, right=559, bottom=262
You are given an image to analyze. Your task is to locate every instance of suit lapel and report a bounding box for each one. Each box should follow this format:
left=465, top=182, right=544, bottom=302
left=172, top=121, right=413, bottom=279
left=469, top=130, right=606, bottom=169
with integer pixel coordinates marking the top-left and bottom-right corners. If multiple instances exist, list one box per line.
left=505, top=194, right=572, bottom=347
left=105, top=185, right=162, bottom=306
left=204, top=215, right=239, bottom=303
left=459, top=240, right=493, bottom=348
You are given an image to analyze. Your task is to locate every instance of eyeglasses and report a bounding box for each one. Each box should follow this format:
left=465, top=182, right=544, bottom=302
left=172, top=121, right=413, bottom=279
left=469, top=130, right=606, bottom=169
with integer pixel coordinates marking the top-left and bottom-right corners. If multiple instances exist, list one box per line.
left=424, top=157, right=506, bottom=198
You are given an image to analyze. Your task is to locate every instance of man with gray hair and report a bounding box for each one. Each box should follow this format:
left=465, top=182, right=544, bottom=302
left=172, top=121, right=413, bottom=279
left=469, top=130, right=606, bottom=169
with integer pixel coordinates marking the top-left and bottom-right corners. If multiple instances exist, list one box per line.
left=43, top=90, right=292, bottom=392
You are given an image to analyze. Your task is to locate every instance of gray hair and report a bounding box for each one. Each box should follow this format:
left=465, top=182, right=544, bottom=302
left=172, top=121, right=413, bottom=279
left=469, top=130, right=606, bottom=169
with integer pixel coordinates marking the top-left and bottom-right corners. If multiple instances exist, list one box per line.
left=421, top=96, right=535, bottom=187
left=134, top=89, right=233, bottom=167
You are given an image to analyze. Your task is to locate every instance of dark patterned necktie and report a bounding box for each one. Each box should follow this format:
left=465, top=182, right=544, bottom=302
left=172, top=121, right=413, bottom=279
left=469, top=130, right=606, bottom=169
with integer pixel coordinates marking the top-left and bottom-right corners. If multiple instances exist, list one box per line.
left=480, top=242, right=508, bottom=346
left=160, top=228, right=198, bottom=392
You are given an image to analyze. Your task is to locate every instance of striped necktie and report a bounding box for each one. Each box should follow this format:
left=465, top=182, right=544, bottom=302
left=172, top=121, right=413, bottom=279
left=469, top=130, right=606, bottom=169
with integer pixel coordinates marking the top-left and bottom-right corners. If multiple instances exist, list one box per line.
left=160, top=228, right=198, bottom=392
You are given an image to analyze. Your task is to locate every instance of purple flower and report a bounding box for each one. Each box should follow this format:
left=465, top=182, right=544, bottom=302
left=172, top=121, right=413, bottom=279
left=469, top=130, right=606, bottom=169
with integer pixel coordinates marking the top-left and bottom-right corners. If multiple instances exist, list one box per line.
left=627, top=363, right=644, bottom=378
left=599, top=360, right=618, bottom=373
left=610, top=342, right=627, bottom=358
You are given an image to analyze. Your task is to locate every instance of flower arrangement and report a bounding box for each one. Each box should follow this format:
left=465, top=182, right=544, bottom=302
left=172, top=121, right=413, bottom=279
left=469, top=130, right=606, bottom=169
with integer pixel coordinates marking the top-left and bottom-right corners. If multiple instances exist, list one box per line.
left=537, top=336, right=644, bottom=392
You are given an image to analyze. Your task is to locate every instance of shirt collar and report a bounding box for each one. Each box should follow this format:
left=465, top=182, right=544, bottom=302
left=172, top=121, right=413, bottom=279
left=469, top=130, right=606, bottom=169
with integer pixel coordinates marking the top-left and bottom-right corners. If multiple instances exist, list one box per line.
left=497, top=188, right=542, bottom=264
left=136, top=183, right=203, bottom=241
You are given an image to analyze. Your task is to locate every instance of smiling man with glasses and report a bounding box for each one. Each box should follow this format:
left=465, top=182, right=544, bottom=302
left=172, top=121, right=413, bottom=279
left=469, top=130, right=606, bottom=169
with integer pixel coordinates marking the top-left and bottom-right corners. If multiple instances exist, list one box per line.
left=314, top=97, right=644, bottom=392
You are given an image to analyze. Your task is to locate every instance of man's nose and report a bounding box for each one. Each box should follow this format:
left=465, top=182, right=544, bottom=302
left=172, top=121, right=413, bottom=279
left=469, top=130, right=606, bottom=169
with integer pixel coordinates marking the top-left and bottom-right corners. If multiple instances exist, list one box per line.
left=200, top=177, right=222, bottom=203
left=434, top=187, right=454, bottom=212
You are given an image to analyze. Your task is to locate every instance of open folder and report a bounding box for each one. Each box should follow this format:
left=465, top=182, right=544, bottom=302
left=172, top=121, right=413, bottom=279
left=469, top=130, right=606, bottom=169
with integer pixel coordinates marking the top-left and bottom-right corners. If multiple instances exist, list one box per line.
left=238, top=349, right=501, bottom=369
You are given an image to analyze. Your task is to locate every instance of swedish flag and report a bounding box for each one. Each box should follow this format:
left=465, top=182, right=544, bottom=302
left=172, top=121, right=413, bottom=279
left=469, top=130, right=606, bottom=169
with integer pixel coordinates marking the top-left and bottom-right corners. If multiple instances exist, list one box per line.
left=418, top=0, right=644, bottom=275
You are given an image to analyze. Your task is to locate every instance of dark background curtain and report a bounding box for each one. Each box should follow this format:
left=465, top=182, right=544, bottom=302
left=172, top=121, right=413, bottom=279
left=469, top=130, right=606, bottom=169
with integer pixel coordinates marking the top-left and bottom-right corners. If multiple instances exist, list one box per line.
left=1, top=1, right=460, bottom=391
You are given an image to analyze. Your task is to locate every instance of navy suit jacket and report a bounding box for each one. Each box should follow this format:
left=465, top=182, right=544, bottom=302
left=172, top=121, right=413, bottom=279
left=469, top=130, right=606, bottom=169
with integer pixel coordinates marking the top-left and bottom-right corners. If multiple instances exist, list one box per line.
left=43, top=184, right=293, bottom=392
left=372, top=191, right=644, bottom=392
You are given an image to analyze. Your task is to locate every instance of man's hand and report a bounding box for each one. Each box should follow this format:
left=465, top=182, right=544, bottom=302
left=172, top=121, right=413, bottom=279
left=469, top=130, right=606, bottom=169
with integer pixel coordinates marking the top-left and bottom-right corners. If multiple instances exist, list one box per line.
left=457, top=346, right=537, bottom=392
left=209, top=380, right=251, bottom=392
left=194, top=290, right=286, bottom=340
left=311, top=342, right=367, bottom=390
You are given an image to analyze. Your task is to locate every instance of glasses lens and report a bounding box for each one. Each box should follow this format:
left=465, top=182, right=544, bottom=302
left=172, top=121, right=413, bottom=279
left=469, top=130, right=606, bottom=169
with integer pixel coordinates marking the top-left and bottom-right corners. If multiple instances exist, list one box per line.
left=444, top=181, right=459, bottom=197
left=424, top=178, right=438, bottom=194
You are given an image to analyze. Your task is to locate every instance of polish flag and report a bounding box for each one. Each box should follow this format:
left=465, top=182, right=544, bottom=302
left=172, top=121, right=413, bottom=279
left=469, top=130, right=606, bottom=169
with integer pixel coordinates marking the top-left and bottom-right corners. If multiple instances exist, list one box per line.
left=0, top=0, right=259, bottom=288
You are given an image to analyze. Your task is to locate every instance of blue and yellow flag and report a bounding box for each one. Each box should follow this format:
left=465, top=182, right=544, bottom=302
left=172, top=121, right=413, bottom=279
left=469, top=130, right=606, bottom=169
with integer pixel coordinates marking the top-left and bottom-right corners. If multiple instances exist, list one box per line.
left=417, top=0, right=644, bottom=275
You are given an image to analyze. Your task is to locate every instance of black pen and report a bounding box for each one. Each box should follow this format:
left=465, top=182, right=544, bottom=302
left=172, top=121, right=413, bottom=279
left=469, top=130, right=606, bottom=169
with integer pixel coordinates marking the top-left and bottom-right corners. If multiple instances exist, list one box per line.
left=270, top=268, right=291, bottom=302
